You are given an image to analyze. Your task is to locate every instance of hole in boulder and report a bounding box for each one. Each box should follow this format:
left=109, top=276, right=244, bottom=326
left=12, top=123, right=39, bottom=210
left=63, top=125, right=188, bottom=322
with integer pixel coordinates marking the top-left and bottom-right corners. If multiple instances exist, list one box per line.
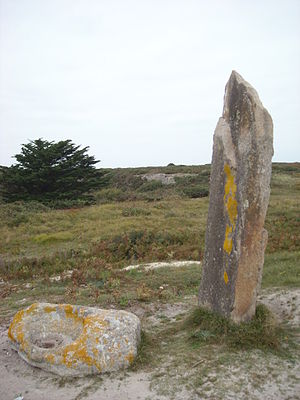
left=32, top=333, right=64, bottom=349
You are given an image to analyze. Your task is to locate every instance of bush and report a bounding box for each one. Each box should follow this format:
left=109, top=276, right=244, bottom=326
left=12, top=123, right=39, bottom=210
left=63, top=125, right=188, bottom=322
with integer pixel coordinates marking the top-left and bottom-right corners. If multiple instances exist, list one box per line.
left=182, top=186, right=209, bottom=198
left=107, top=170, right=144, bottom=191
left=94, top=188, right=128, bottom=203
left=92, top=229, right=201, bottom=265
left=0, top=201, right=50, bottom=227
left=47, top=198, right=94, bottom=209
left=138, top=180, right=163, bottom=192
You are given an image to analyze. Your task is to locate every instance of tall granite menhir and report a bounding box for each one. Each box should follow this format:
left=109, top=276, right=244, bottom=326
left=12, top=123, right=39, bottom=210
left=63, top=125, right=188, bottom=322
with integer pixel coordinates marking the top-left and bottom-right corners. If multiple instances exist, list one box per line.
left=198, top=71, right=273, bottom=322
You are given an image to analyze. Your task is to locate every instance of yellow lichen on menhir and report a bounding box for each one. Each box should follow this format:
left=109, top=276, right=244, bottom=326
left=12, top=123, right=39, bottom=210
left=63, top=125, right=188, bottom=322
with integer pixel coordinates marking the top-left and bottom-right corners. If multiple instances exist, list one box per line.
left=224, top=271, right=229, bottom=285
left=224, top=164, right=238, bottom=228
left=223, top=164, right=238, bottom=284
left=223, top=225, right=233, bottom=254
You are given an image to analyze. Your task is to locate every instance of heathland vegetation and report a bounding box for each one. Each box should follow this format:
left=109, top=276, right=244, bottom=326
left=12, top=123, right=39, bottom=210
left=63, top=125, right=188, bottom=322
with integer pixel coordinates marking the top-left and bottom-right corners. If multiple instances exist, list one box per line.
left=0, top=161, right=299, bottom=307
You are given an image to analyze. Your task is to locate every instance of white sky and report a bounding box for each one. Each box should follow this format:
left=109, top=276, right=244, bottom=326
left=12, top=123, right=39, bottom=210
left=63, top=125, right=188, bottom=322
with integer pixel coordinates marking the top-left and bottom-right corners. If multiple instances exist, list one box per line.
left=0, top=0, right=299, bottom=168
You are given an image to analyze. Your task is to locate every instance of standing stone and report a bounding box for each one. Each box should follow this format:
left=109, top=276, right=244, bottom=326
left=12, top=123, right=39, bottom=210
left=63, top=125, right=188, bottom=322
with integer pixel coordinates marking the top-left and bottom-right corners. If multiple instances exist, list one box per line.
left=198, top=71, right=273, bottom=322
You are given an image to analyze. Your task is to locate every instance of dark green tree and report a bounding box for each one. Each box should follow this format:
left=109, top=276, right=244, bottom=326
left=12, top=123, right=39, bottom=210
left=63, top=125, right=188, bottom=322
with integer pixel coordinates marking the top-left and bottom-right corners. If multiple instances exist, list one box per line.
left=0, top=139, right=105, bottom=204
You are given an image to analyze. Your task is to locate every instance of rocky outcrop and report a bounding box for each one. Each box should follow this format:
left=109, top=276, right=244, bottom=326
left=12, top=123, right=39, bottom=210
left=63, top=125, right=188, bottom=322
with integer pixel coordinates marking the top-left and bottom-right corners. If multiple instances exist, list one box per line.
left=198, top=71, right=273, bottom=322
left=141, top=173, right=197, bottom=185
left=8, top=303, right=141, bottom=376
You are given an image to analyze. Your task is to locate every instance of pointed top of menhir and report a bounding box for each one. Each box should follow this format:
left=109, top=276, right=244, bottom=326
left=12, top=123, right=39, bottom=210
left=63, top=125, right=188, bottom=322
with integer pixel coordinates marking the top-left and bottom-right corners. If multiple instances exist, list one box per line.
left=223, top=70, right=266, bottom=121
left=229, top=70, right=244, bottom=81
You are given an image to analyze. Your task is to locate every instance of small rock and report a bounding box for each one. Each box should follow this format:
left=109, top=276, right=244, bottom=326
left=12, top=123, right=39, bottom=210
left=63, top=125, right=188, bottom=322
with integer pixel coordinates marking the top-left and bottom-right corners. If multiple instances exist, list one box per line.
left=24, top=283, right=32, bottom=289
left=17, top=298, right=28, bottom=305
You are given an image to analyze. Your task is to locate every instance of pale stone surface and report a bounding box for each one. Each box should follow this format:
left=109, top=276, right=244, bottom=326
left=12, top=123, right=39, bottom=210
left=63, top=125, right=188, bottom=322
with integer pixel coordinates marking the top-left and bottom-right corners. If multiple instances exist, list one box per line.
left=198, top=71, right=273, bottom=322
left=141, top=173, right=197, bottom=185
left=8, top=303, right=141, bottom=376
left=123, top=260, right=201, bottom=271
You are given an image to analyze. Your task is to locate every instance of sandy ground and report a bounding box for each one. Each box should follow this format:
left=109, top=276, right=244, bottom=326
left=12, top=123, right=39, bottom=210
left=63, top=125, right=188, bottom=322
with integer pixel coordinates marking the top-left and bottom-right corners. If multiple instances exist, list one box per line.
left=1, top=288, right=300, bottom=400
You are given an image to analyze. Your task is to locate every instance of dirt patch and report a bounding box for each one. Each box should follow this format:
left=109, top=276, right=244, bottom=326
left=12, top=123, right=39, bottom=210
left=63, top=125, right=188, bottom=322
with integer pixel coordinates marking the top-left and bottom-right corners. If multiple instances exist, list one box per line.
left=258, top=287, right=300, bottom=328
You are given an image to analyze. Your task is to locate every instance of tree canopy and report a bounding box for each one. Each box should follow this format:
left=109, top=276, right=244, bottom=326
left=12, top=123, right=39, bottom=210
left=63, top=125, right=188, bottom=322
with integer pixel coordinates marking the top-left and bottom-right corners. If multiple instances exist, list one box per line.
left=0, top=139, right=105, bottom=205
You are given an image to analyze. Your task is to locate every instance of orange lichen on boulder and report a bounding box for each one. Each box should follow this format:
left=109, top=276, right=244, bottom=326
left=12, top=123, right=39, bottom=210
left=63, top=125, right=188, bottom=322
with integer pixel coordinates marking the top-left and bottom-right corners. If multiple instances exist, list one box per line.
left=8, top=303, right=38, bottom=346
left=125, top=351, right=135, bottom=364
left=8, top=303, right=141, bottom=376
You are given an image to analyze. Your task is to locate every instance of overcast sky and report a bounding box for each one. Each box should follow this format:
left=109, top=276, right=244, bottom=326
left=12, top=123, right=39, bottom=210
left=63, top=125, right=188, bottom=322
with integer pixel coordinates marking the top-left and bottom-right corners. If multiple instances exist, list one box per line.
left=0, top=0, right=299, bottom=168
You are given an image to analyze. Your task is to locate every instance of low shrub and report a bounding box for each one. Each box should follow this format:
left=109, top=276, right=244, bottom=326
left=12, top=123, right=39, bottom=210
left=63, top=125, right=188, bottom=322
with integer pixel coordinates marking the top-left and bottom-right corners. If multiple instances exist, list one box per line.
left=138, top=180, right=164, bottom=192
left=182, top=186, right=209, bottom=198
left=94, top=188, right=128, bottom=203
left=92, top=229, right=201, bottom=266
left=0, top=201, right=50, bottom=227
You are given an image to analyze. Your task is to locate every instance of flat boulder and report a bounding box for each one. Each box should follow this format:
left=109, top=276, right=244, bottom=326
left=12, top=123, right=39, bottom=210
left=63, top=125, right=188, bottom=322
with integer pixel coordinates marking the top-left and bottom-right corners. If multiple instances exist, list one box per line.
left=8, top=303, right=141, bottom=376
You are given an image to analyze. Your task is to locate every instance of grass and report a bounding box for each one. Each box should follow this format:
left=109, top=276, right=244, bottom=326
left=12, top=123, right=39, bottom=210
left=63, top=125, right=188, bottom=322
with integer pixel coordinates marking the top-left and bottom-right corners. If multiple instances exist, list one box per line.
left=183, top=304, right=283, bottom=351
left=262, top=251, right=300, bottom=287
